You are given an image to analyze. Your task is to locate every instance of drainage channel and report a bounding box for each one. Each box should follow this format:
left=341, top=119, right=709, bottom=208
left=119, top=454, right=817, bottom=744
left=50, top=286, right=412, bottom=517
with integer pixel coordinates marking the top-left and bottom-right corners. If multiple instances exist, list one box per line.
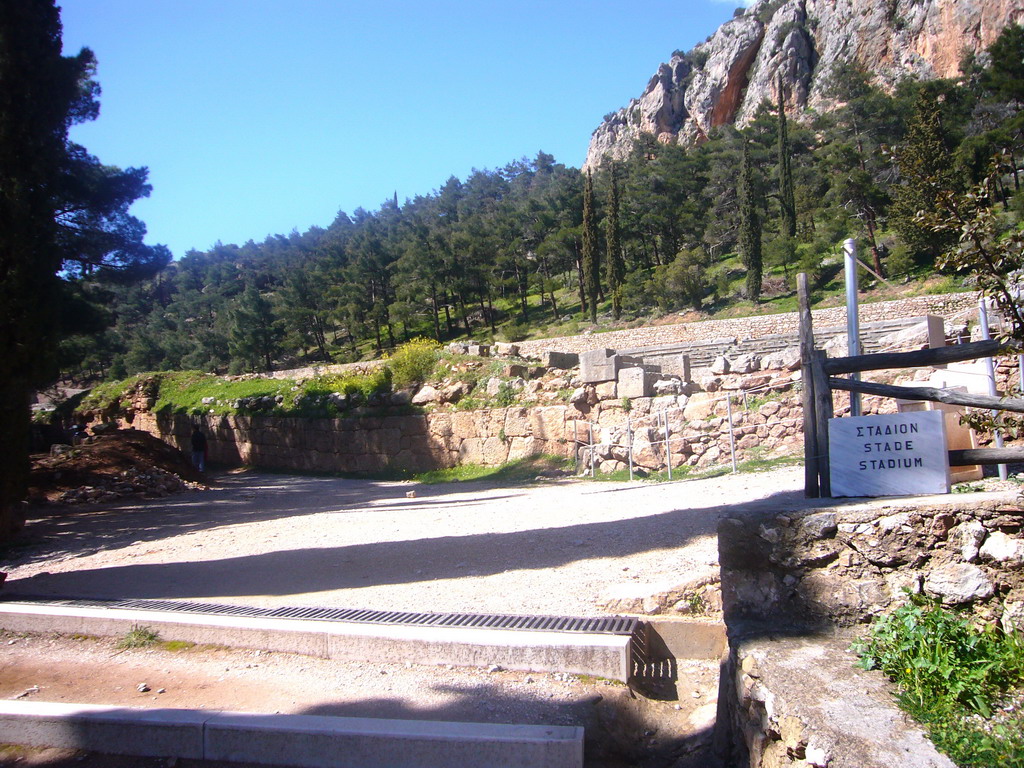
left=1, top=595, right=639, bottom=636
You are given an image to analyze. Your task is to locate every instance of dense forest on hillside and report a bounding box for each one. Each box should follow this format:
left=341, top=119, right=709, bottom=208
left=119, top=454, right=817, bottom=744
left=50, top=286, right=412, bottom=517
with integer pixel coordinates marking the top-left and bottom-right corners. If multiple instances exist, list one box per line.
left=59, top=26, right=1024, bottom=381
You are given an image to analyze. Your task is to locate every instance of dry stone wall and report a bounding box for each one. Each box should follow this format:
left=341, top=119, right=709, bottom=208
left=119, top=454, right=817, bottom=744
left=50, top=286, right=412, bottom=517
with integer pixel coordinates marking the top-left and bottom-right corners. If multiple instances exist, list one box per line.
left=717, top=493, right=1024, bottom=768
left=123, top=380, right=810, bottom=477
left=719, top=496, right=1024, bottom=630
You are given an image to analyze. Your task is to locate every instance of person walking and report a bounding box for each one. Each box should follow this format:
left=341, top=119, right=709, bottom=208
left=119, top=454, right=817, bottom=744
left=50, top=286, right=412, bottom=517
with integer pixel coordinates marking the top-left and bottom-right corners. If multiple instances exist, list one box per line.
left=190, top=424, right=208, bottom=473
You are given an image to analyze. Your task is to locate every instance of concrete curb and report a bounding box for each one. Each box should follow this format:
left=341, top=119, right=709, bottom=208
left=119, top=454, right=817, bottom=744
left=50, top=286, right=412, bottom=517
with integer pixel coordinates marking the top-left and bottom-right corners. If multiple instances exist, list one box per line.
left=0, top=701, right=584, bottom=768
left=0, top=602, right=631, bottom=681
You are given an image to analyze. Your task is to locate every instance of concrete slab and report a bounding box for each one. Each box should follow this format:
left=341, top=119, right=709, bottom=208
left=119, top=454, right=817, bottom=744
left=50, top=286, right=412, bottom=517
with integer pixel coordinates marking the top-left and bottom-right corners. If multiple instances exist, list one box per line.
left=0, top=603, right=330, bottom=658
left=644, top=618, right=727, bottom=661
left=0, top=602, right=632, bottom=681
left=205, top=712, right=584, bottom=768
left=0, top=702, right=584, bottom=768
left=0, top=701, right=208, bottom=758
left=323, top=623, right=632, bottom=681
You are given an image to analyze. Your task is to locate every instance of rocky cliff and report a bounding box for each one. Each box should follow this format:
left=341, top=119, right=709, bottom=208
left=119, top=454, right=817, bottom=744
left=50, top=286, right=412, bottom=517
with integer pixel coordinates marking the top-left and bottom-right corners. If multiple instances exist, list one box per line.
left=584, top=0, right=1024, bottom=168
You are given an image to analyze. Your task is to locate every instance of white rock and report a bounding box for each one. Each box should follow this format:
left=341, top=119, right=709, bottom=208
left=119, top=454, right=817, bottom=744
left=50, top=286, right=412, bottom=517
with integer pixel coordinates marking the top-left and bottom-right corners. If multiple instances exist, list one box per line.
left=924, top=563, right=994, bottom=605
left=805, top=744, right=830, bottom=768
left=979, top=532, right=1024, bottom=563
left=730, top=353, right=761, bottom=374
left=710, top=356, right=730, bottom=375
left=957, top=520, right=986, bottom=563
left=411, top=385, right=439, bottom=405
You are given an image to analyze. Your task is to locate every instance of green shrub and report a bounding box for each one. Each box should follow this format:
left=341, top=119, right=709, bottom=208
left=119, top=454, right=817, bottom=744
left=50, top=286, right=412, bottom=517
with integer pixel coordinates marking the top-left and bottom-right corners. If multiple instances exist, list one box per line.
left=886, top=241, right=916, bottom=278
left=854, top=592, right=1024, bottom=766
left=501, top=322, right=529, bottom=342
left=386, top=338, right=441, bottom=390
left=495, top=382, right=518, bottom=407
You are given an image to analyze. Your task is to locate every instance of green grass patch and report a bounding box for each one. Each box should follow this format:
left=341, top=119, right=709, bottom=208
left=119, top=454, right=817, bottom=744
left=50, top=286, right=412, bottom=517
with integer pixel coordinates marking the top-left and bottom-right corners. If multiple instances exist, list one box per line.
left=153, top=371, right=294, bottom=414
left=587, top=452, right=800, bottom=483
left=854, top=592, right=1024, bottom=767
left=413, top=455, right=571, bottom=485
left=587, top=466, right=692, bottom=483
left=157, top=640, right=196, bottom=652
left=80, top=367, right=399, bottom=420
left=116, top=625, right=160, bottom=649
left=734, top=452, right=804, bottom=473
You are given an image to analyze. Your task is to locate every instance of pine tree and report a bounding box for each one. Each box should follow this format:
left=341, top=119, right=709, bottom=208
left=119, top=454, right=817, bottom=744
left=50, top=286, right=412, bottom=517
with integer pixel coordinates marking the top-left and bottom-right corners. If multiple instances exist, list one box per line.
left=582, top=169, right=599, bottom=323
left=604, top=163, right=625, bottom=320
left=777, top=77, right=797, bottom=240
left=980, top=23, right=1024, bottom=106
left=1, top=2, right=161, bottom=537
left=229, top=284, right=282, bottom=372
left=890, top=91, right=960, bottom=260
left=739, top=138, right=763, bottom=302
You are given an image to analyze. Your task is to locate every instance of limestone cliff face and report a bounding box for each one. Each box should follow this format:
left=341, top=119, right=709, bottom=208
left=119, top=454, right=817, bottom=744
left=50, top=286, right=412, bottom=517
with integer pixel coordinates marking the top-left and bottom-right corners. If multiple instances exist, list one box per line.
left=584, top=0, right=1024, bottom=169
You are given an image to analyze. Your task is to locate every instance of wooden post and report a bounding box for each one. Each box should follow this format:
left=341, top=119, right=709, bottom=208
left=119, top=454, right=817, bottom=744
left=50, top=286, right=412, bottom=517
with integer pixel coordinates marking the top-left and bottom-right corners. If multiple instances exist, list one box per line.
left=798, top=273, right=819, bottom=497
left=812, top=349, right=833, bottom=497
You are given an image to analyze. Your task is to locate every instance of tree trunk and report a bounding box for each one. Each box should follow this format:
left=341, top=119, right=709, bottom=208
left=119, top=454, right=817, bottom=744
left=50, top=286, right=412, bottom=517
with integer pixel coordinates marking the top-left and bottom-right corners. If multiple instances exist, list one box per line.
left=458, top=293, right=471, bottom=336
left=430, top=283, right=441, bottom=341
left=0, top=381, right=30, bottom=542
left=575, top=256, right=587, bottom=317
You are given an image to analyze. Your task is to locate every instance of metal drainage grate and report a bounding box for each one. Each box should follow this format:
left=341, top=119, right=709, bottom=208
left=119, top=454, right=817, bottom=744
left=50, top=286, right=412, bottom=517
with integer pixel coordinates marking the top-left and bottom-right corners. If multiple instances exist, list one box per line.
left=2, top=595, right=638, bottom=636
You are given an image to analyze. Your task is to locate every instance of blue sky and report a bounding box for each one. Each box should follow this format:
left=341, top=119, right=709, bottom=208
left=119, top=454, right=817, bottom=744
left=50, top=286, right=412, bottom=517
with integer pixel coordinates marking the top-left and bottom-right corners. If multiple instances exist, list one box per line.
left=60, top=1, right=746, bottom=258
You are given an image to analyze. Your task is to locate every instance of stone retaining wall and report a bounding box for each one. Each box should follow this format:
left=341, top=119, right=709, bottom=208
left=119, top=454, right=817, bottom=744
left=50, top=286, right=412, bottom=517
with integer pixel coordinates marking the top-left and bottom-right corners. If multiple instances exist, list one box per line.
left=125, top=381, right=808, bottom=477
left=716, top=493, right=1024, bottom=767
left=128, top=407, right=579, bottom=475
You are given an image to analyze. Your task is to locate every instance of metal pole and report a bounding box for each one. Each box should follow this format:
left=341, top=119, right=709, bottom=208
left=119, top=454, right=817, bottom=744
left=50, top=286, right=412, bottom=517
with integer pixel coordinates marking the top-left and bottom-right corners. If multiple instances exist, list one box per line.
left=663, top=410, right=672, bottom=481
left=589, top=422, right=595, bottom=478
left=844, top=238, right=862, bottom=417
left=979, top=298, right=1008, bottom=481
left=726, top=394, right=738, bottom=473
left=798, top=273, right=820, bottom=497
left=627, top=413, right=634, bottom=482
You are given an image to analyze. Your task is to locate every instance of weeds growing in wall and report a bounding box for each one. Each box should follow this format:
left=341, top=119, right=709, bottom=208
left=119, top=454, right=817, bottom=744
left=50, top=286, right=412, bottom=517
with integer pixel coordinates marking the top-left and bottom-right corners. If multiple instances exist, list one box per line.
left=854, top=592, right=1024, bottom=767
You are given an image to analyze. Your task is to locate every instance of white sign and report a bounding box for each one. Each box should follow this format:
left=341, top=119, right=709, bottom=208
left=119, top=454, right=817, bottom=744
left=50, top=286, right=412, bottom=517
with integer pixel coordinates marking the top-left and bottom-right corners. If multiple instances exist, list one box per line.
left=829, top=411, right=950, bottom=497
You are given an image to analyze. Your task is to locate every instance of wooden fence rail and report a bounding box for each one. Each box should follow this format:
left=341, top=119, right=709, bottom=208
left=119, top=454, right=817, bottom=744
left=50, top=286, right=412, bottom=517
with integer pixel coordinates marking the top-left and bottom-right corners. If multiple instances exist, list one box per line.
left=798, top=273, right=1017, bottom=498
left=828, top=378, right=1024, bottom=414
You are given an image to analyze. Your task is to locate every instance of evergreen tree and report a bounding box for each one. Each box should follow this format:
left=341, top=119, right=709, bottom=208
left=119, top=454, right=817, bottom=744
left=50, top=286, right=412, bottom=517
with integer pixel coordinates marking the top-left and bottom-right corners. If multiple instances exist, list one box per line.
left=0, top=1, right=161, bottom=537
left=738, top=138, right=763, bottom=302
left=777, top=77, right=797, bottom=240
left=581, top=169, right=598, bottom=322
left=604, top=162, right=625, bottom=320
left=228, top=284, right=282, bottom=372
left=890, top=91, right=960, bottom=260
left=980, top=24, right=1024, bottom=106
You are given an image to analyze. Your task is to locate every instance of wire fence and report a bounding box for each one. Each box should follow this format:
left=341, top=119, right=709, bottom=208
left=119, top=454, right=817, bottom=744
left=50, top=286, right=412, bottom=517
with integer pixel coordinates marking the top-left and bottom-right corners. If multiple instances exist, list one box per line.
left=571, top=375, right=801, bottom=479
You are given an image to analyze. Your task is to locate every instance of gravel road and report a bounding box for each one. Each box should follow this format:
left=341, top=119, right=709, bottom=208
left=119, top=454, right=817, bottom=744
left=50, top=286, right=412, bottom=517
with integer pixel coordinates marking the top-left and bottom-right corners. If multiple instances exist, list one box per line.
left=0, top=469, right=818, bottom=767
left=2, top=466, right=811, bottom=615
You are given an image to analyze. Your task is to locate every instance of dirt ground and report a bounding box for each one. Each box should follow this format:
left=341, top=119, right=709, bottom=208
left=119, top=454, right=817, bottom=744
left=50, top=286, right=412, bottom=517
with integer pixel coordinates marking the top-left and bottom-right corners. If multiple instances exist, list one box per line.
left=27, top=430, right=207, bottom=505
left=5, top=455, right=797, bottom=768
left=6, top=433, right=1017, bottom=766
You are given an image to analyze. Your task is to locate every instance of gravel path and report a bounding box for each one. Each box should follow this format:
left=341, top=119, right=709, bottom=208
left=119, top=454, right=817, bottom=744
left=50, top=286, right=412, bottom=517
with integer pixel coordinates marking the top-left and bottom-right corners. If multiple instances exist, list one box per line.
left=0, top=470, right=820, bottom=767
left=2, top=467, right=812, bottom=615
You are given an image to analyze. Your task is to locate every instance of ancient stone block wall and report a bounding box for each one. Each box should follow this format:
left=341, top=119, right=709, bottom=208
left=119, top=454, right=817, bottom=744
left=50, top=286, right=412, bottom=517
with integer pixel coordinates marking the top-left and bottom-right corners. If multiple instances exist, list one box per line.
left=719, top=497, right=1024, bottom=630
left=125, top=382, right=813, bottom=476
left=127, top=406, right=584, bottom=475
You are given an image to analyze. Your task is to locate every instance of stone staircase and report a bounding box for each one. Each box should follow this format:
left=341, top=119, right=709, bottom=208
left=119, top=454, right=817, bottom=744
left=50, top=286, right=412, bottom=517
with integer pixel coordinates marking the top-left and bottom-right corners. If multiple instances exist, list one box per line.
left=619, top=316, right=932, bottom=371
